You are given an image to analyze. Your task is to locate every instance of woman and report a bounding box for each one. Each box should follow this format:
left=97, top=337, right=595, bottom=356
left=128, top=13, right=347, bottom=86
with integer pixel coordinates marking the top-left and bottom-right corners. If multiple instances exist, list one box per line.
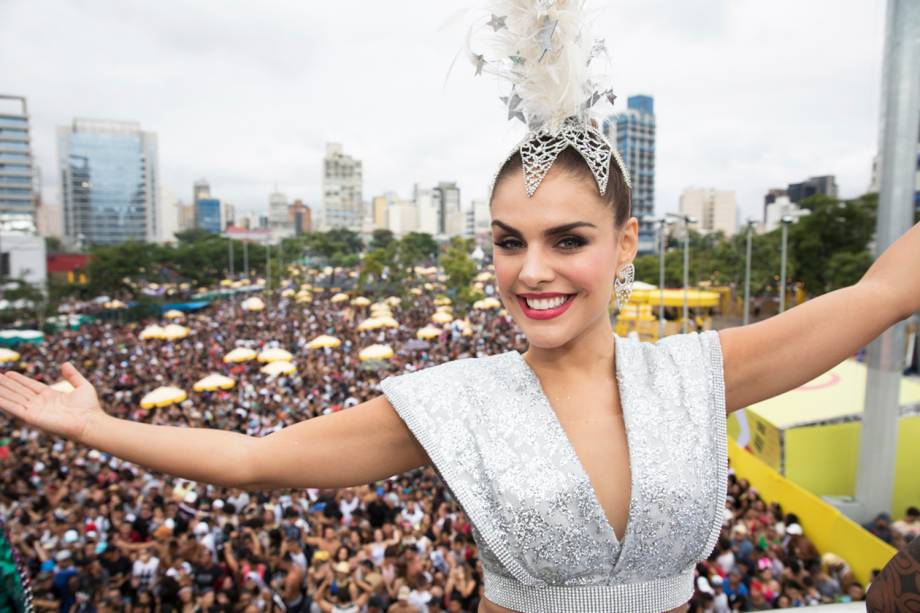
left=3, top=11, right=920, bottom=613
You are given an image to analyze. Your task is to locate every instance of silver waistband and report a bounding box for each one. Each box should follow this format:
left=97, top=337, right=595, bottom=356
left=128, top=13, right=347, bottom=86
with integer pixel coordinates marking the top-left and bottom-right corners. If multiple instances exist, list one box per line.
left=483, top=569, right=695, bottom=613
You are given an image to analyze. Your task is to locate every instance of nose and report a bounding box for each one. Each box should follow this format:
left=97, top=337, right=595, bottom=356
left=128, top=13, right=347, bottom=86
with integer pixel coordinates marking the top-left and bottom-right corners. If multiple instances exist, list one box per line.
left=517, top=245, right=554, bottom=288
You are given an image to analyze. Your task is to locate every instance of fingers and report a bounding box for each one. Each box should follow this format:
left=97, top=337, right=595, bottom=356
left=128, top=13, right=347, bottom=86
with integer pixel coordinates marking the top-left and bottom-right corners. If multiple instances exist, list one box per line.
left=6, top=371, right=47, bottom=394
left=0, top=373, right=35, bottom=405
left=0, top=391, right=28, bottom=421
left=62, top=362, right=90, bottom=388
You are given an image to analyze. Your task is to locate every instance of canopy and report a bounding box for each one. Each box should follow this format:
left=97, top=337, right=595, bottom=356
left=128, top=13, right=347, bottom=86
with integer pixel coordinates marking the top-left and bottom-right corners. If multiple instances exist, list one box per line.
left=359, top=344, right=394, bottom=361
left=140, top=386, right=187, bottom=409
left=308, top=335, right=342, bottom=349
left=50, top=380, right=75, bottom=393
left=139, top=324, right=166, bottom=340
left=103, top=300, right=127, bottom=310
left=416, top=326, right=441, bottom=340
left=193, top=374, right=236, bottom=392
left=330, top=293, right=349, bottom=303
left=351, top=296, right=371, bottom=307
left=258, top=347, right=294, bottom=363
left=162, top=324, right=190, bottom=340
left=628, top=288, right=720, bottom=308
left=0, top=329, right=43, bottom=346
left=241, top=297, right=265, bottom=312
left=163, top=309, right=185, bottom=319
left=473, top=297, right=502, bottom=310
left=358, top=317, right=386, bottom=331
left=223, top=347, right=258, bottom=363
left=0, top=348, right=21, bottom=363
left=260, top=360, right=297, bottom=376
left=431, top=311, right=453, bottom=324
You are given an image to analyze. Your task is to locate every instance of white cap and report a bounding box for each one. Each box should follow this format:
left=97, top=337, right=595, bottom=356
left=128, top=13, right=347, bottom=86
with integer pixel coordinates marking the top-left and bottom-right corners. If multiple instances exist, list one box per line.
left=212, top=499, right=225, bottom=510
left=63, top=530, right=79, bottom=544
left=55, top=549, right=72, bottom=561
left=194, top=521, right=210, bottom=536
left=184, top=491, right=198, bottom=504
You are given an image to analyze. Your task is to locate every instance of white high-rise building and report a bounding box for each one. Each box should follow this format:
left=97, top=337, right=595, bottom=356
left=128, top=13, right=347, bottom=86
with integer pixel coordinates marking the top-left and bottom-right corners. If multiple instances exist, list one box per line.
left=387, top=198, right=418, bottom=237
left=322, top=143, right=363, bottom=231
left=158, top=185, right=180, bottom=243
left=414, top=184, right=439, bottom=236
left=678, top=187, right=738, bottom=237
left=0, top=95, right=36, bottom=234
left=763, top=194, right=810, bottom=233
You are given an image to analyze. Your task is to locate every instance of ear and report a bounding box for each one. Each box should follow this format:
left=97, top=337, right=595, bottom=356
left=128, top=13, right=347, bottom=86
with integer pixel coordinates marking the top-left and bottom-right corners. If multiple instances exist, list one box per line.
left=617, top=216, right=639, bottom=269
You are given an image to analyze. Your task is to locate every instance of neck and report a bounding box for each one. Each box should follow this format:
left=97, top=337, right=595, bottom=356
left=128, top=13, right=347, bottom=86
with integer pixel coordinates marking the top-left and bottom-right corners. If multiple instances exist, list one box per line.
left=521, top=311, right=616, bottom=381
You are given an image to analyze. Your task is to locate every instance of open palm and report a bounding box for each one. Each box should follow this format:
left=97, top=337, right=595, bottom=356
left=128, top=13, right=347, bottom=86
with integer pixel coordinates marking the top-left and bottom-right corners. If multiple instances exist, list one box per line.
left=0, top=362, right=103, bottom=442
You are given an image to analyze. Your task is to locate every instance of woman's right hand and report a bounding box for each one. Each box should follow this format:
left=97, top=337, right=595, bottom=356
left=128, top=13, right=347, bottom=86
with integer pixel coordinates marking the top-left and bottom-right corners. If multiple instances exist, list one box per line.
left=0, top=362, right=104, bottom=442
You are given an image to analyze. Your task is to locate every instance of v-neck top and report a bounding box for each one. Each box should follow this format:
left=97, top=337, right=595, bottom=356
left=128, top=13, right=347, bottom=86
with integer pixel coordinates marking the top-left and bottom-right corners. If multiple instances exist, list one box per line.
left=380, top=330, right=727, bottom=613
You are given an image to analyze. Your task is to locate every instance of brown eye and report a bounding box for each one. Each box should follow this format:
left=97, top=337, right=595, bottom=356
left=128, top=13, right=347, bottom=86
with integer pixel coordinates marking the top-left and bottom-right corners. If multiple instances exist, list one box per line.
left=557, top=236, right=587, bottom=249
left=494, top=238, right=523, bottom=250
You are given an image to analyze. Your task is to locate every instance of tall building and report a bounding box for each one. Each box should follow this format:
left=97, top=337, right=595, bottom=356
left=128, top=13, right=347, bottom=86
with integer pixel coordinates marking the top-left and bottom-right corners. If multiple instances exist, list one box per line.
left=193, top=179, right=210, bottom=203
left=387, top=198, right=417, bottom=236
left=434, top=181, right=461, bottom=235
left=763, top=194, right=810, bottom=233
left=0, top=95, right=36, bottom=233
left=58, top=118, right=159, bottom=245
left=177, top=201, right=195, bottom=231
left=604, top=94, right=656, bottom=253
left=371, top=194, right=391, bottom=230
left=195, top=198, right=222, bottom=233
left=414, top=184, right=439, bottom=236
left=157, top=185, right=180, bottom=243
left=221, top=201, right=235, bottom=229
left=268, top=190, right=292, bottom=239
left=288, top=200, right=311, bottom=235
left=678, top=187, right=738, bottom=237
left=322, top=143, right=363, bottom=231
left=787, top=175, right=838, bottom=204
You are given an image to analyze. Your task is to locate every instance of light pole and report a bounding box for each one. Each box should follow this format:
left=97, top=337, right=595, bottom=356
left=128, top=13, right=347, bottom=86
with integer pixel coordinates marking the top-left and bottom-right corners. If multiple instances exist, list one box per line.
left=667, top=212, right=697, bottom=333
left=642, top=215, right=675, bottom=338
left=228, top=238, right=234, bottom=278
left=779, top=215, right=794, bottom=313
left=243, top=240, right=249, bottom=279
left=743, top=220, right=756, bottom=325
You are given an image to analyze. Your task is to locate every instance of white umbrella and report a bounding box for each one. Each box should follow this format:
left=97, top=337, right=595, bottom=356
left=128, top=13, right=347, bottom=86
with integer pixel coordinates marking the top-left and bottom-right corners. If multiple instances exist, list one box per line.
left=260, top=360, right=296, bottom=376
left=258, top=347, right=294, bottom=363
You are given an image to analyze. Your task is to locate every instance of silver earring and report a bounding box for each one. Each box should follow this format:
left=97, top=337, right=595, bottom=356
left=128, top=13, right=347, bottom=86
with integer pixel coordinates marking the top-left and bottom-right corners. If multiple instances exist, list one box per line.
left=614, top=263, right=635, bottom=310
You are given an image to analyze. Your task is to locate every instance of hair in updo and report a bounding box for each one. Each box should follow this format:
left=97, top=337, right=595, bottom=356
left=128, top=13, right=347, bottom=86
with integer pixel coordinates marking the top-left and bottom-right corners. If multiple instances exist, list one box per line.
left=490, top=145, right=632, bottom=229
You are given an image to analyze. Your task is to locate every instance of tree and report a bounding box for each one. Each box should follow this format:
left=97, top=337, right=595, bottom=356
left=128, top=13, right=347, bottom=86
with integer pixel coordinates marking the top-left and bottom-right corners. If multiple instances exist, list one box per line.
left=370, top=229, right=395, bottom=251
left=440, top=236, right=479, bottom=307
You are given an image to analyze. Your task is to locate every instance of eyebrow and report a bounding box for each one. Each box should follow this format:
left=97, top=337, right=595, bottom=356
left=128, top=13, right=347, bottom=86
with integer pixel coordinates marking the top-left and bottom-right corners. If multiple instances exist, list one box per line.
left=490, top=220, right=597, bottom=237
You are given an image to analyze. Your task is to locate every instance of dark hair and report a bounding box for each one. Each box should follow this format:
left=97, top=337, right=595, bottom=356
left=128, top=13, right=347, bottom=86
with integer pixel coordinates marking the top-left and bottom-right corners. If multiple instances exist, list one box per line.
left=491, top=145, right=632, bottom=229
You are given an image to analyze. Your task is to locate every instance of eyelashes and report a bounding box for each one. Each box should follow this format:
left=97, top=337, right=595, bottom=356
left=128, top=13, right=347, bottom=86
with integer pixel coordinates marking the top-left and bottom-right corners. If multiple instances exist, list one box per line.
left=493, top=236, right=588, bottom=251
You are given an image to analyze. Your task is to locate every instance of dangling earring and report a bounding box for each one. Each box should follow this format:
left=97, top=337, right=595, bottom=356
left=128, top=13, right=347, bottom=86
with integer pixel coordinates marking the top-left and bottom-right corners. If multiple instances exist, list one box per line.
left=614, top=262, right=635, bottom=311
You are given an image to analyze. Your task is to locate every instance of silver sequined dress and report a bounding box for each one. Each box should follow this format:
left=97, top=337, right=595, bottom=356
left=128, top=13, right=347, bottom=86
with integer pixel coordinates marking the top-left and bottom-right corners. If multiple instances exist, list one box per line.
left=380, top=331, right=727, bottom=613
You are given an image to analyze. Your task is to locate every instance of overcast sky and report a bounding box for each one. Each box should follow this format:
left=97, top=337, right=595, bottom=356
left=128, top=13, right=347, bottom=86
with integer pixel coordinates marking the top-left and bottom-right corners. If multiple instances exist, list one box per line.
left=1, top=0, right=885, bottom=223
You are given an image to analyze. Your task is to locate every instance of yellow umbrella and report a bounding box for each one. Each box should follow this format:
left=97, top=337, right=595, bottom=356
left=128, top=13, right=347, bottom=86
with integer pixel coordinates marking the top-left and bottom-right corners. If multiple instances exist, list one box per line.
left=140, top=386, right=187, bottom=409
left=370, top=307, right=392, bottom=318
left=359, top=344, right=394, bottom=361
left=475, top=272, right=493, bottom=282
left=409, top=288, right=423, bottom=296
left=0, top=348, right=21, bottom=363
left=431, top=311, right=453, bottom=324
left=433, top=296, right=452, bottom=306
left=351, top=296, right=371, bottom=307
left=300, top=283, right=313, bottom=291
left=423, top=283, right=435, bottom=291
left=357, top=317, right=385, bottom=331
left=164, top=309, right=185, bottom=319
left=377, top=316, right=399, bottom=328
left=258, top=347, right=294, bottom=363
left=241, top=297, right=265, bottom=312
left=50, top=380, right=75, bottom=393
left=416, top=326, right=441, bottom=340
left=385, top=296, right=402, bottom=307
left=295, top=290, right=313, bottom=303
left=220, top=279, right=233, bottom=287
left=162, top=324, right=190, bottom=340
left=104, top=299, right=128, bottom=310
left=308, top=335, right=342, bottom=349
left=193, top=374, right=236, bottom=392
left=281, top=288, right=296, bottom=298
left=473, top=297, right=502, bottom=310
left=331, top=292, right=349, bottom=303
left=139, top=324, right=166, bottom=340
left=223, top=347, right=258, bottom=363
left=260, top=360, right=296, bottom=376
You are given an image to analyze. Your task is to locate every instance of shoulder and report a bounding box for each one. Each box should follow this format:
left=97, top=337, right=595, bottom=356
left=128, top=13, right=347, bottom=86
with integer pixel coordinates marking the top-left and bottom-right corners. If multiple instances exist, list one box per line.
left=380, top=352, right=515, bottom=396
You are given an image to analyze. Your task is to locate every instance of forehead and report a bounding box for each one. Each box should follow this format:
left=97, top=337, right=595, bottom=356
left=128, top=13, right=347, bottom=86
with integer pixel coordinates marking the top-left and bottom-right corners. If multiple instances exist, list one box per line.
left=490, top=167, right=611, bottom=232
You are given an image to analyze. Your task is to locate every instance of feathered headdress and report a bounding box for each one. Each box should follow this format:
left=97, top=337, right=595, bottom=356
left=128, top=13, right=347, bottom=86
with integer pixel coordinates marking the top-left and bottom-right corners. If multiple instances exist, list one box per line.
left=470, top=0, right=631, bottom=198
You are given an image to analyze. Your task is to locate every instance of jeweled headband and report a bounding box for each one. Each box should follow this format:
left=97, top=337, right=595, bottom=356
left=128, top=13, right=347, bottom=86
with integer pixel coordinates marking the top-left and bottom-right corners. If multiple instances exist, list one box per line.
left=469, top=0, right=632, bottom=200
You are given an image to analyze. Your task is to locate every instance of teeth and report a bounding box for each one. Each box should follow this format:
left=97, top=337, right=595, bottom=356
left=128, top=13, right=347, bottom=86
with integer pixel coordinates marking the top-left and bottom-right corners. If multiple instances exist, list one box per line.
left=524, top=295, right=569, bottom=310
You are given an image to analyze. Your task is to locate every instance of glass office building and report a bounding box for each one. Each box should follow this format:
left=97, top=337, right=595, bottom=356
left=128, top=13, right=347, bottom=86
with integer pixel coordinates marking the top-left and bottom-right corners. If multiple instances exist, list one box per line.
left=195, top=198, right=222, bottom=233
left=58, top=118, right=159, bottom=246
left=604, top=95, right=656, bottom=254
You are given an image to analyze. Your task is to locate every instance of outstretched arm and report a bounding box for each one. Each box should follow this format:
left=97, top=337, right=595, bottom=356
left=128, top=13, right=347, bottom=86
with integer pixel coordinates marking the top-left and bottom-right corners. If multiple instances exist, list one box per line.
left=719, top=221, right=920, bottom=414
left=0, top=365, right=429, bottom=490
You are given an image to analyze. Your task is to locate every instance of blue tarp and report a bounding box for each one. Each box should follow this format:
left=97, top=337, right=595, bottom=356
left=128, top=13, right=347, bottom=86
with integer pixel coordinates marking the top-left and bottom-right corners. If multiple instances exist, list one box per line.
left=159, top=301, right=211, bottom=313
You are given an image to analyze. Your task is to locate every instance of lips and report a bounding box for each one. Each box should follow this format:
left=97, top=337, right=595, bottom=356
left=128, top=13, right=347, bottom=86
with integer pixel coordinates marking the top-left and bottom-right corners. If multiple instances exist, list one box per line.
left=515, top=293, right=576, bottom=320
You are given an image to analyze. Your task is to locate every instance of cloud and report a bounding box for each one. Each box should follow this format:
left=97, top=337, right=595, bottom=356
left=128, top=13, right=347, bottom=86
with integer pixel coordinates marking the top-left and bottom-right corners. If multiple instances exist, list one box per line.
left=0, top=0, right=885, bottom=223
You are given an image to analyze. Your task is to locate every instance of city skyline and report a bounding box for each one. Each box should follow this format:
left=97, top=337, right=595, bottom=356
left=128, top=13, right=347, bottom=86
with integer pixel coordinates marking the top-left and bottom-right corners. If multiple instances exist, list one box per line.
left=0, top=0, right=885, bottom=224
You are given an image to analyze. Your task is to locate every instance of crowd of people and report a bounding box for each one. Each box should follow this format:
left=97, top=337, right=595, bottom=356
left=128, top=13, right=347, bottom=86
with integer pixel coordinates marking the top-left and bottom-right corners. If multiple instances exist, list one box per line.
left=0, top=282, right=907, bottom=611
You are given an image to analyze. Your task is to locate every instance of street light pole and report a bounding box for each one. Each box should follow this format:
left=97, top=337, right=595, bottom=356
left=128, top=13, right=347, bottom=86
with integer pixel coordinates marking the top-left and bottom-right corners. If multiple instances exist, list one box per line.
left=743, top=220, right=754, bottom=325
left=243, top=240, right=249, bottom=279
left=642, top=215, right=672, bottom=339
left=667, top=212, right=697, bottom=333
left=228, top=238, right=234, bottom=278
left=779, top=215, right=793, bottom=314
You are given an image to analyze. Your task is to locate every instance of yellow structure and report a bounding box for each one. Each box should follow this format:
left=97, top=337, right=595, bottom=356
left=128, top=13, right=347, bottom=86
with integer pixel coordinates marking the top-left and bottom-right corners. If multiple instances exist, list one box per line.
left=728, top=439, right=895, bottom=585
left=728, top=357, right=920, bottom=520
left=614, top=288, right=720, bottom=341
